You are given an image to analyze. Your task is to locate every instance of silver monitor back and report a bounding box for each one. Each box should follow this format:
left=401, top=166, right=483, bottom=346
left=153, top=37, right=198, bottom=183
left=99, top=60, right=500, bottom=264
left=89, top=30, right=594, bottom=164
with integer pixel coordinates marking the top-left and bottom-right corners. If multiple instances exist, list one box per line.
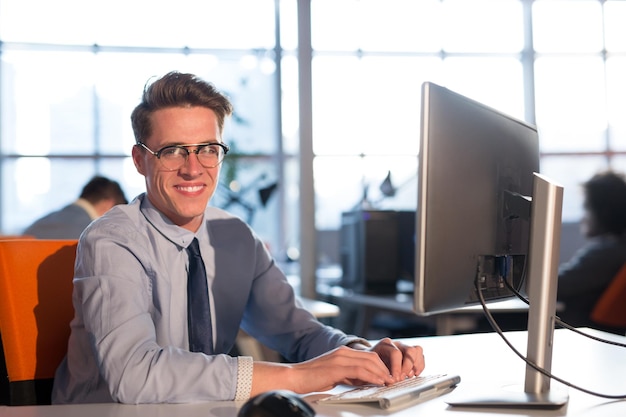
left=414, top=82, right=539, bottom=315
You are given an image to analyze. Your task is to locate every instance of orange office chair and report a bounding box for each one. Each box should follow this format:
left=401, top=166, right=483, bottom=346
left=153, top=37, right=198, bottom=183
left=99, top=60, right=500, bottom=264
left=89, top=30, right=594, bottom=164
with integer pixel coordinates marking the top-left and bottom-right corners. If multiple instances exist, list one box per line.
left=591, top=263, right=626, bottom=329
left=0, top=239, right=78, bottom=405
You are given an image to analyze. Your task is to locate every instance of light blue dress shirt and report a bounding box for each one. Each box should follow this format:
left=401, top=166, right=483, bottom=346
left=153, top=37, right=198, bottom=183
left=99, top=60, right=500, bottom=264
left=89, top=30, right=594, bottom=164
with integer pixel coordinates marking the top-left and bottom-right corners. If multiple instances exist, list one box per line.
left=52, top=194, right=357, bottom=404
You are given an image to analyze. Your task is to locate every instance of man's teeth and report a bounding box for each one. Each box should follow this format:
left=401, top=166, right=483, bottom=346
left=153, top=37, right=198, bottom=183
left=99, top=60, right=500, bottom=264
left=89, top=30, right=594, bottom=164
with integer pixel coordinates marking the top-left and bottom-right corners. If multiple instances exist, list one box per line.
left=179, top=185, right=203, bottom=192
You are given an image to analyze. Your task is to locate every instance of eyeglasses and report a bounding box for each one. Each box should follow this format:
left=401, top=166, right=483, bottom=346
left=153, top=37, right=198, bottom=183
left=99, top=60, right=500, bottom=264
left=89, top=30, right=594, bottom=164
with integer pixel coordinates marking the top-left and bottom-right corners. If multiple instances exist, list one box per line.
left=138, top=142, right=229, bottom=171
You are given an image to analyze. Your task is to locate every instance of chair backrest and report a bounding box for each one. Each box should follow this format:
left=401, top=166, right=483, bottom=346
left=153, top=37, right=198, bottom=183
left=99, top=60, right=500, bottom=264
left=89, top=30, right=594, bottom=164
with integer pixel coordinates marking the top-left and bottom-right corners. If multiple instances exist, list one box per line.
left=0, top=239, right=78, bottom=405
left=591, top=263, right=626, bottom=328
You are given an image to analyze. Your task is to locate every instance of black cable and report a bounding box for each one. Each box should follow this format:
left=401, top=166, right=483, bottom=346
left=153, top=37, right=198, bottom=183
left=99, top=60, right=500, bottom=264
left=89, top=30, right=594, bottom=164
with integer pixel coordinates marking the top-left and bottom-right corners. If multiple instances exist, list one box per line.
left=501, top=277, right=626, bottom=348
left=475, top=277, right=626, bottom=400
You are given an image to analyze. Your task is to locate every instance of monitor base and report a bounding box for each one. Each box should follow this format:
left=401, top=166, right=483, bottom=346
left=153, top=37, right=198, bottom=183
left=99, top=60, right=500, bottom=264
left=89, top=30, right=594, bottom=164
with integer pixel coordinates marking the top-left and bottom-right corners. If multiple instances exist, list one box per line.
left=446, top=384, right=569, bottom=410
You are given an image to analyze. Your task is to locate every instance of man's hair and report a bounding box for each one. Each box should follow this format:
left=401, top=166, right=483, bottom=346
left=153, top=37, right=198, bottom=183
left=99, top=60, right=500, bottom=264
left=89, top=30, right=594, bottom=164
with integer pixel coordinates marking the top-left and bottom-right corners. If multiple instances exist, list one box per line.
left=130, top=71, right=234, bottom=143
left=584, top=171, right=626, bottom=235
left=80, top=176, right=128, bottom=205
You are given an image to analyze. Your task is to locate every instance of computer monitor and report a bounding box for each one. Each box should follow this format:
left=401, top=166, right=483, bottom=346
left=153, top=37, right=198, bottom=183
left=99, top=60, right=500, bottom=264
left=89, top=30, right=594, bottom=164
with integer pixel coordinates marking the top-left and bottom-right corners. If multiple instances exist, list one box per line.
left=414, top=82, right=568, bottom=408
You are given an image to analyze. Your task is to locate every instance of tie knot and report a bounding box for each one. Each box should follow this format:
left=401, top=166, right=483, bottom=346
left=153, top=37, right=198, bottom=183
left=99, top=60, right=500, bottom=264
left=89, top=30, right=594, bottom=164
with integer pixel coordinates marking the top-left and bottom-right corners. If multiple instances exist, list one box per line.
left=187, top=238, right=201, bottom=257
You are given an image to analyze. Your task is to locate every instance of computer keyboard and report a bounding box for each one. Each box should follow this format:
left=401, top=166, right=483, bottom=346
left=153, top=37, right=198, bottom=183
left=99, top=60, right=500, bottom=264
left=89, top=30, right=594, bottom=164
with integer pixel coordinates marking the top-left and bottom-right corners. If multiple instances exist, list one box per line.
left=318, top=373, right=461, bottom=410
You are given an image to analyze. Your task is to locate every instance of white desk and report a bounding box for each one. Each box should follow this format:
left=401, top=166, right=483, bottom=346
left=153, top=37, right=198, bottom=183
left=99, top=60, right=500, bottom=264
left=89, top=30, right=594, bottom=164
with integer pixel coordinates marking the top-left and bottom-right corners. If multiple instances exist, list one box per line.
left=299, top=297, right=340, bottom=318
left=2, top=328, right=625, bottom=416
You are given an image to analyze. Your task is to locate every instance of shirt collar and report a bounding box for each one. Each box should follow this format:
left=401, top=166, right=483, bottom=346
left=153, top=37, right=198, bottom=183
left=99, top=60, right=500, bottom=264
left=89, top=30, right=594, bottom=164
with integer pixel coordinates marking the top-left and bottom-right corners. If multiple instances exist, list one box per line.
left=137, top=194, right=206, bottom=248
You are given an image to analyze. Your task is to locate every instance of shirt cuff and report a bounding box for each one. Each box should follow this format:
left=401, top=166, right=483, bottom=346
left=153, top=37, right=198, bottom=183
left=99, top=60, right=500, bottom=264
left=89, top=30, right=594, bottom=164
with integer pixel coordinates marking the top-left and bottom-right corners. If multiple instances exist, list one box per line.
left=346, top=337, right=372, bottom=348
left=234, top=356, right=253, bottom=401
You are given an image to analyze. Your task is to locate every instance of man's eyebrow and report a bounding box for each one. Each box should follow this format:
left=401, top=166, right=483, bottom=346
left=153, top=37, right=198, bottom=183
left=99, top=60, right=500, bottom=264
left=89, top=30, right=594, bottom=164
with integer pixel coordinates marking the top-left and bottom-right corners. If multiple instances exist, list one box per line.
left=164, top=141, right=221, bottom=147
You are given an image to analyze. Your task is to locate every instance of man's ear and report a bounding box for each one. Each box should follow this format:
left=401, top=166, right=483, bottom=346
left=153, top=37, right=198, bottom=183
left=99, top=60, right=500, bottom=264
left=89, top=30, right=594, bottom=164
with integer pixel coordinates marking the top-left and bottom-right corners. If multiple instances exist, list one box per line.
left=132, top=145, right=146, bottom=176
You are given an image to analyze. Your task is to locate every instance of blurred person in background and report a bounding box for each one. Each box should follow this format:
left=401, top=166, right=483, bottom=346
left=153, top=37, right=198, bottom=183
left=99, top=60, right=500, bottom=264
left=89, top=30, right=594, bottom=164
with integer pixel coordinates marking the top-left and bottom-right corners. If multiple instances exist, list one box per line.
left=557, top=170, right=626, bottom=334
left=23, top=175, right=128, bottom=239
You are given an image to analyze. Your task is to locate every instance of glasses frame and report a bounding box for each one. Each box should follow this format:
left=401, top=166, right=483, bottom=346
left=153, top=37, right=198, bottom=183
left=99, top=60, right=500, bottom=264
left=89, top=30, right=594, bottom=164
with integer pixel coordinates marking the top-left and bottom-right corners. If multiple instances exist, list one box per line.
left=138, top=142, right=230, bottom=170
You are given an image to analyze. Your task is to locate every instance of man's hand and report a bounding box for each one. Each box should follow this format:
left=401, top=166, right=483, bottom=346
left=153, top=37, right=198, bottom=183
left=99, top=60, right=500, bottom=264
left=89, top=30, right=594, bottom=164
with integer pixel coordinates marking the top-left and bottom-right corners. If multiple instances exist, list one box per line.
left=368, top=338, right=425, bottom=382
left=250, top=345, right=396, bottom=395
left=249, top=339, right=425, bottom=396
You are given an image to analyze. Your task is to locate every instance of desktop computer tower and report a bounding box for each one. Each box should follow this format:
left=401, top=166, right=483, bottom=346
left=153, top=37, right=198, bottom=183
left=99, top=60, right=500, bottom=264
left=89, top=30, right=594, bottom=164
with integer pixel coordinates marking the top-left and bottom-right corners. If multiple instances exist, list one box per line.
left=340, top=210, right=415, bottom=294
left=396, top=210, right=416, bottom=283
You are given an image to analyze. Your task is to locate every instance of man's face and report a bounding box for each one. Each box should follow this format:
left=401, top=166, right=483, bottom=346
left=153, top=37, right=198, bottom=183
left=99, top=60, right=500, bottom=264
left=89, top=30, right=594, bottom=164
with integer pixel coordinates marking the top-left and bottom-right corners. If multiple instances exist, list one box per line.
left=132, top=106, right=222, bottom=232
left=581, top=199, right=601, bottom=238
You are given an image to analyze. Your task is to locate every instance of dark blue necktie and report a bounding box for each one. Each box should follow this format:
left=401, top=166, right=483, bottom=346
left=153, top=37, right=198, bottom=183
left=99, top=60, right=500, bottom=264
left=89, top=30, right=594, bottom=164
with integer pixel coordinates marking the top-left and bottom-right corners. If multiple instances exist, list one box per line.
left=187, top=238, right=213, bottom=354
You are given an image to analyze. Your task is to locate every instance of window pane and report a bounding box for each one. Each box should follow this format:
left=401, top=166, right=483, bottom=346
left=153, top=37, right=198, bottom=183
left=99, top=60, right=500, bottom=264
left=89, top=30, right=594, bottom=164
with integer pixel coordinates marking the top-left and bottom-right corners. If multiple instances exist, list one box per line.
left=5, top=157, right=141, bottom=235
left=101, top=0, right=275, bottom=49
left=312, top=0, right=522, bottom=53
left=606, top=56, right=626, bottom=151
left=311, top=0, right=360, bottom=51
left=441, top=0, right=524, bottom=53
left=533, top=0, right=604, bottom=53
left=611, top=156, right=626, bottom=179
left=216, top=62, right=278, bottom=156
left=358, top=0, right=443, bottom=52
left=314, top=155, right=417, bottom=230
left=281, top=55, right=300, bottom=155
left=210, top=159, right=280, bottom=245
left=95, top=53, right=196, bottom=155
left=605, top=1, right=626, bottom=52
left=312, top=0, right=442, bottom=52
left=441, top=57, right=525, bottom=121
left=280, top=0, right=299, bottom=51
left=3, top=158, right=98, bottom=234
left=282, top=157, right=302, bottom=261
left=1, top=51, right=96, bottom=155
left=534, top=56, right=606, bottom=152
left=312, top=56, right=441, bottom=156
left=1, top=50, right=279, bottom=157
left=0, top=0, right=98, bottom=43
left=0, top=0, right=275, bottom=48
left=93, top=52, right=278, bottom=156
left=312, top=0, right=434, bottom=52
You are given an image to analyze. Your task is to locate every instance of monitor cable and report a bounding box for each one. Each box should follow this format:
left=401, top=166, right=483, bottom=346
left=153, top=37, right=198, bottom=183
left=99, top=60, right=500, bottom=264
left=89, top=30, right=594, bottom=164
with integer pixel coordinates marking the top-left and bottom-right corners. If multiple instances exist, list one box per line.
left=475, top=277, right=626, bottom=400
left=501, top=277, right=626, bottom=348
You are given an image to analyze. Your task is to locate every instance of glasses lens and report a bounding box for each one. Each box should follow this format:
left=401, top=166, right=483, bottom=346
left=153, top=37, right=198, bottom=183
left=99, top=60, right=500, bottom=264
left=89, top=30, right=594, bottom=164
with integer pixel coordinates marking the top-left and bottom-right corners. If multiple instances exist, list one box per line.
left=196, top=144, right=224, bottom=167
left=159, top=146, right=187, bottom=170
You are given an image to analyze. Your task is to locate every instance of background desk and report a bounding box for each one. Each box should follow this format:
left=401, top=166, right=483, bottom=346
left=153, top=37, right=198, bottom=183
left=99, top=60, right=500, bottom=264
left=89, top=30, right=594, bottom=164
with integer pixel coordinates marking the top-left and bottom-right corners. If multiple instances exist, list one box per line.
left=318, top=284, right=530, bottom=336
left=4, top=328, right=624, bottom=416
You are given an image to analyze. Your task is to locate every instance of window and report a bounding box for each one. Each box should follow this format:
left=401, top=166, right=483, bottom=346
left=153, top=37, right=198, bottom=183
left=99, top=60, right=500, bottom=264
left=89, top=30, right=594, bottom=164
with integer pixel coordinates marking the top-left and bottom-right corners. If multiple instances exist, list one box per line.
left=309, top=0, right=626, bottom=258
left=0, top=0, right=290, bottom=258
left=2, top=0, right=626, bottom=275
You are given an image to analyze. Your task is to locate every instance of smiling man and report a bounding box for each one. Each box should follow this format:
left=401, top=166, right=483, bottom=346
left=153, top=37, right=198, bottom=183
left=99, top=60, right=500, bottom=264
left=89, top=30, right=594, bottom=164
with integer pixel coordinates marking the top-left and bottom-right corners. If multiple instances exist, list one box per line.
left=133, top=105, right=226, bottom=232
left=51, top=71, right=424, bottom=404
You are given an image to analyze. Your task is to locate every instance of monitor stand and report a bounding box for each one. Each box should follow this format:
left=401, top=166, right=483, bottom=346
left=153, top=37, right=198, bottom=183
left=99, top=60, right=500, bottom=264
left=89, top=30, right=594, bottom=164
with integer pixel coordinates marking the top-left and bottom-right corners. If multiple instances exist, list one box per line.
left=447, top=173, right=569, bottom=409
